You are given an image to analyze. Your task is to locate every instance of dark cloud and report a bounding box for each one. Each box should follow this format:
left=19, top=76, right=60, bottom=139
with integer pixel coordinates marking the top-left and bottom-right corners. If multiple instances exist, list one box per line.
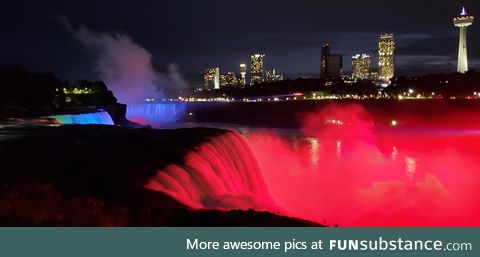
left=396, top=35, right=458, bottom=56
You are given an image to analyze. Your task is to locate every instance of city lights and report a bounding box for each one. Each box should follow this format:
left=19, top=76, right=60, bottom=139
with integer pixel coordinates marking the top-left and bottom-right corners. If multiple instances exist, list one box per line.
left=379, top=34, right=395, bottom=82
left=177, top=6, right=480, bottom=103
left=251, top=54, right=265, bottom=84
left=204, top=67, right=220, bottom=90
left=352, top=54, right=371, bottom=80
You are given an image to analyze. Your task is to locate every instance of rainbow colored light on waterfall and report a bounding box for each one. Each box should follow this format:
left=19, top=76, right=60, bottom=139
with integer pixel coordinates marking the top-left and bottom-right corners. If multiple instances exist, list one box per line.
left=49, top=111, right=114, bottom=125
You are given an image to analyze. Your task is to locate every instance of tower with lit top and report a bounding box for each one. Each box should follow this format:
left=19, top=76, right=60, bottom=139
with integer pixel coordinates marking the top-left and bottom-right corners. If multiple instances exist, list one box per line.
left=454, top=7, right=474, bottom=73
left=239, top=63, right=247, bottom=86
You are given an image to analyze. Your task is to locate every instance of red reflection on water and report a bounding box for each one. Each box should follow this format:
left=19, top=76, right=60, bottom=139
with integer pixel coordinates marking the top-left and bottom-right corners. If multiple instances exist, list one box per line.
left=246, top=104, right=480, bottom=226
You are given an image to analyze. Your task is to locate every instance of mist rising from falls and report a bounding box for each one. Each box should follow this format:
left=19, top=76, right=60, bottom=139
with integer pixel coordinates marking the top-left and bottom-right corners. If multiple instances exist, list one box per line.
left=246, top=104, right=480, bottom=226
left=60, top=17, right=188, bottom=104
left=126, top=102, right=186, bottom=125
left=145, top=130, right=277, bottom=212
left=49, top=111, right=114, bottom=125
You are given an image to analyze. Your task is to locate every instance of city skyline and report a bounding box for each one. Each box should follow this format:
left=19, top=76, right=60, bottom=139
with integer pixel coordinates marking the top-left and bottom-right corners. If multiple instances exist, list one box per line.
left=201, top=7, right=475, bottom=86
left=205, top=31, right=395, bottom=89
left=2, top=1, right=480, bottom=87
left=203, top=54, right=284, bottom=89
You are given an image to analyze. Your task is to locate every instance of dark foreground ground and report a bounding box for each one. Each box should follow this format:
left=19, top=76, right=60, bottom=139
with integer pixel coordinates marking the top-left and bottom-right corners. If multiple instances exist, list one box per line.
left=0, top=124, right=320, bottom=227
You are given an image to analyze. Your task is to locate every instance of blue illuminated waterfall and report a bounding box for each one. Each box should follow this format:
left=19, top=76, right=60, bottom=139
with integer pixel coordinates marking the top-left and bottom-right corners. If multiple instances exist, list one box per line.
left=126, top=102, right=186, bottom=125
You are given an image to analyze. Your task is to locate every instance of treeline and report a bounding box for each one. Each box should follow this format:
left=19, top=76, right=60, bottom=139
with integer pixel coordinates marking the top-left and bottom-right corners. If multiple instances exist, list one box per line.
left=387, top=70, right=480, bottom=97
left=60, top=80, right=117, bottom=110
left=0, top=67, right=118, bottom=117
left=0, top=67, right=60, bottom=114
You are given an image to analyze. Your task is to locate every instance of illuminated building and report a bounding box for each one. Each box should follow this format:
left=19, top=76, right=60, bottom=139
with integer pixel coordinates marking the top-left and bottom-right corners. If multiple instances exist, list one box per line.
left=368, top=71, right=379, bottom=81
left=220, top=72, right=239, bottom=87
left=378, top=33, right=395, bottom=82
left=266, top=68, right=283, bottom=82
left=352, top=54, right=371, bottom=80
left=454, top=7, right=474, bottom=73
left=250, top=54, right=265, bottom=84
left=320, top=44, right=343, bottom=79
left=239, top=64, right=247, bottom=86
left=204, top=67, right=220, bottom=90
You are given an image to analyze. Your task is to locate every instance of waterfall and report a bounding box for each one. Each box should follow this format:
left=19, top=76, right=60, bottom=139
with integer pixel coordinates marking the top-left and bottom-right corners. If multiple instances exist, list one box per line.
left=145, top=130, right=277, bottom=212
left=126, top=102, right=185, bottom=125
left=49, top=111, right=114, bottom=125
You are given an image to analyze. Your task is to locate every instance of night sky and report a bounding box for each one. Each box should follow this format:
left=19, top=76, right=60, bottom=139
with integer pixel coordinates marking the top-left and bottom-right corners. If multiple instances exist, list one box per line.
left=2, top=0, right=480, bottom=87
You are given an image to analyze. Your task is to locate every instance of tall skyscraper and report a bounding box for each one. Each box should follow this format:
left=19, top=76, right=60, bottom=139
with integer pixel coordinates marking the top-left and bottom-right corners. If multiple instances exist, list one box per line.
left=454, top=7, right=474, bottom=73
left=320, top=44, right=343, bottom=79
left=250, top=54, right=265, bottom=84
left=204, top=67, right=220, bottom=90
left=352, top=54, right=371, bottom=80
left=320, top=44, right=330, bottom=78
left=378, top=33, right=395, bottom=82
left=239, top=63, right=247, bottom=86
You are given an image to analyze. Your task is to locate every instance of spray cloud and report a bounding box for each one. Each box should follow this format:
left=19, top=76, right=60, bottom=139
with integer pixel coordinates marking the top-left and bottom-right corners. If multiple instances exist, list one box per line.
left=60, top=17, right=187, bottom=104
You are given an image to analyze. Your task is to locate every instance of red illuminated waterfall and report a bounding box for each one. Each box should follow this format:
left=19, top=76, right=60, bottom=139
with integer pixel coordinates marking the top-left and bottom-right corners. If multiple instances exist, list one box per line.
left=145, top=131, right=278, bottom=212
left=145, top=103, right=480, bottom=226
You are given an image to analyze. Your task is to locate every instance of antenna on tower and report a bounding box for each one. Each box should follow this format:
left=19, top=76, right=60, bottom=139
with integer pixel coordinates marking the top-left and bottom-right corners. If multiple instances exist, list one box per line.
left=461, top=7, right=467, bottom=16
